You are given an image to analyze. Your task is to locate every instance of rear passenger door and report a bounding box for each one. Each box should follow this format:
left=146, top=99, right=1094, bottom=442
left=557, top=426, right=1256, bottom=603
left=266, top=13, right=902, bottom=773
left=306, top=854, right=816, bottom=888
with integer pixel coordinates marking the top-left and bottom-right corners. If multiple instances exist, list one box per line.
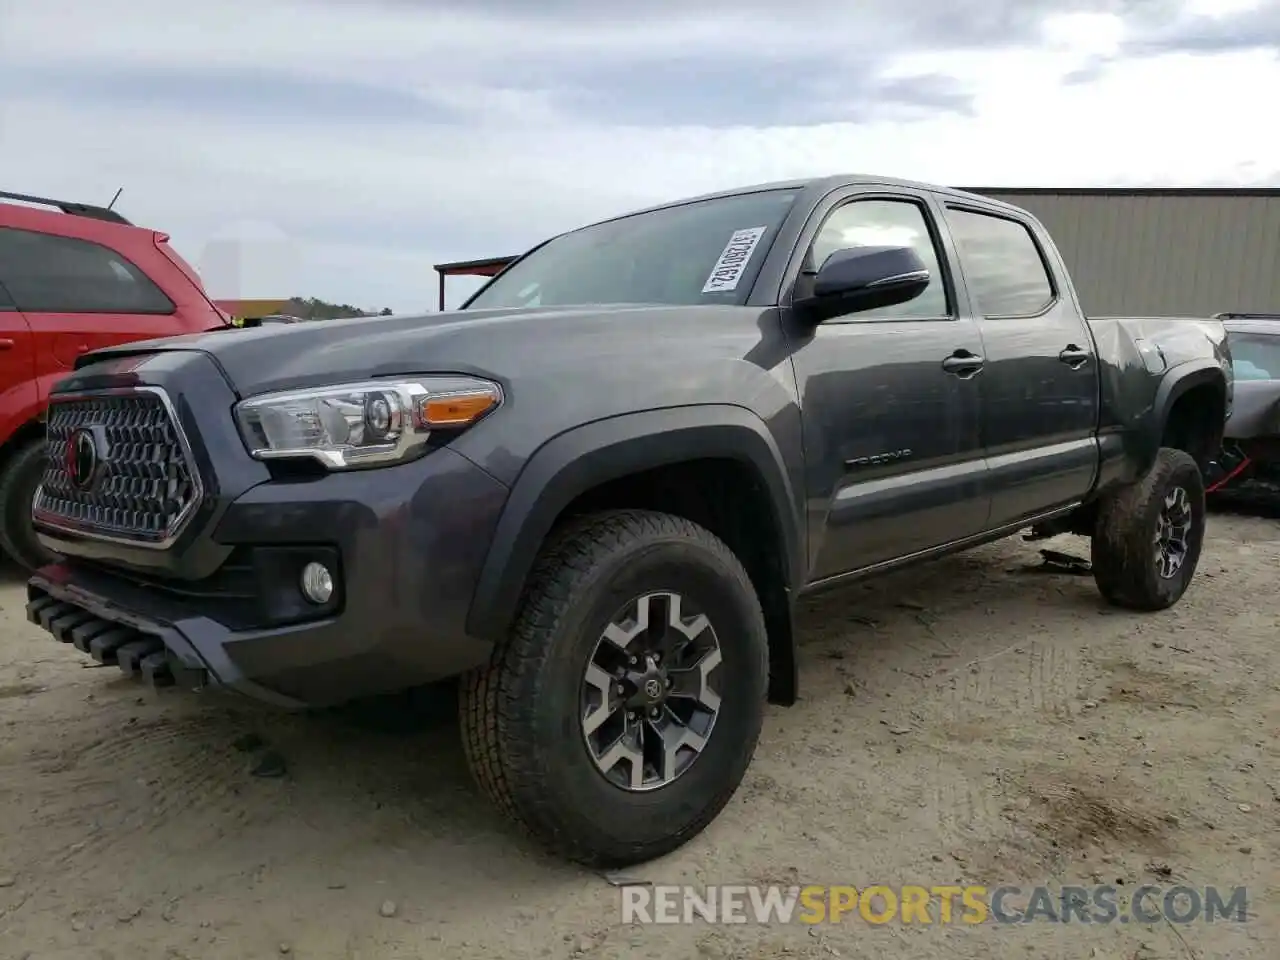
left=0, top=228, right=179, bottom=395
left=787, top=190, right=990, bottom=581
left=939, top=204, right=1100, bottom=527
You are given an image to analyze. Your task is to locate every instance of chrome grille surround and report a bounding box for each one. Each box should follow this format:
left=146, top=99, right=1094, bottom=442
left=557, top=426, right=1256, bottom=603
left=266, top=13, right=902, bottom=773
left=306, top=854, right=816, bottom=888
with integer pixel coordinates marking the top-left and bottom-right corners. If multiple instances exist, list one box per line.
left=33, top=386, right=204, bottom=549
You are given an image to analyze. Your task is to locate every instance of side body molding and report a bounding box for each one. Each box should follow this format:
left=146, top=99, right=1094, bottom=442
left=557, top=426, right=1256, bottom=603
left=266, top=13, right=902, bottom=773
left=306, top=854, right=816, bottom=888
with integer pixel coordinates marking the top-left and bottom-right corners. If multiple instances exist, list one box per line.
left=465, top=405, right=805, bottom=644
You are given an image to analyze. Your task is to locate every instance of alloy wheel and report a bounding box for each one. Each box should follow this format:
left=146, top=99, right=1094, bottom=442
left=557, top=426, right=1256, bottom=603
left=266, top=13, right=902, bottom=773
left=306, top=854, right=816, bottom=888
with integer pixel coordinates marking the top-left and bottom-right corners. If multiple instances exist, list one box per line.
left=580, top=591, right=723, bottom=792
left=1153, top=485, right=1193, bottom=579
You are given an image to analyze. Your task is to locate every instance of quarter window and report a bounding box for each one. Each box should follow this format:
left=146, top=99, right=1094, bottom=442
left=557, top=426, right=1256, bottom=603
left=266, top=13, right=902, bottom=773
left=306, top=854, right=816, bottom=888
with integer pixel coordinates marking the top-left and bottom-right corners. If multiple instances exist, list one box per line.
left=944, top=208, right=1054, bottom=317
left=0, top=228, right=175, bottom=314
left=807, top=199, right=949, bottom=319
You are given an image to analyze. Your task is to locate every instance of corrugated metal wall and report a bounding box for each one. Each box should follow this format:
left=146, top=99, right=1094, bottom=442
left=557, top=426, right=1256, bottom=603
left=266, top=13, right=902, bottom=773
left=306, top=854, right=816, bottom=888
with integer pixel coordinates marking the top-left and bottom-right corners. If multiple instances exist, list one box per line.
left=963, top=190, right=1280, bottom=317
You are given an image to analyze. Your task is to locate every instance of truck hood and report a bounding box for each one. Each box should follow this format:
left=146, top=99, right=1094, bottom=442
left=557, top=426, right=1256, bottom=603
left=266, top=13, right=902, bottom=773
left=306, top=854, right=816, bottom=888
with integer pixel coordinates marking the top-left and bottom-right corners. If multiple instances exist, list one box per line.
left=74, top=303, right=779, bottom=398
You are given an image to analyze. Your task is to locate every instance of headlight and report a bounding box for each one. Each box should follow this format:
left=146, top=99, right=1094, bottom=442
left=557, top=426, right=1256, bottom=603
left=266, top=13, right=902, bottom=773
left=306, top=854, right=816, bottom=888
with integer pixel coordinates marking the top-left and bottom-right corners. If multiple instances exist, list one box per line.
left=234, top=376, right=502, bottom=469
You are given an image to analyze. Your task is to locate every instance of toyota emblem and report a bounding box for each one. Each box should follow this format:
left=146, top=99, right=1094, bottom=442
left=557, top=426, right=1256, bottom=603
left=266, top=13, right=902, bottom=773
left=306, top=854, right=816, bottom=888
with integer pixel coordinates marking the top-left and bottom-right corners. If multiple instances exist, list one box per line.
left=643, top=678, right=663, bottom=700
left=67, top=428, right=99, bottom=489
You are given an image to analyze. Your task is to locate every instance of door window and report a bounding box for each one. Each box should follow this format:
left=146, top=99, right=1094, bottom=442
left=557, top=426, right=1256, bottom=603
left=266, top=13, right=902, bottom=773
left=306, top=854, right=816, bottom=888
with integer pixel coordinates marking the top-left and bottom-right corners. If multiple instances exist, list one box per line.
left=0, top=228, right=175, bottom=314
left=807, top=199, right=950, bottom=319
left=944, top=208, right=1055, bottom=317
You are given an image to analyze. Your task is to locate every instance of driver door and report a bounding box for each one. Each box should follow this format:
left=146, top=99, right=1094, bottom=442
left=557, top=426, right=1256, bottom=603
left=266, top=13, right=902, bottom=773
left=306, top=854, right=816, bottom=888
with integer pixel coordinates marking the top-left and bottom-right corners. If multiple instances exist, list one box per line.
left=787, top=190, right=990, bottom=581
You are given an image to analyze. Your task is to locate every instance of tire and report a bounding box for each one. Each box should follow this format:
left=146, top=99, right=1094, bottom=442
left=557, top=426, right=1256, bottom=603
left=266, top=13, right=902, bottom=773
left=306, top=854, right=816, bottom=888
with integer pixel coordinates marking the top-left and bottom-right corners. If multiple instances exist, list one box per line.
left=1091, top=447, right=1205, bottom=611
left=0, top=439, right=58, bottom=573
left=459, top=508, right=769, bottom=868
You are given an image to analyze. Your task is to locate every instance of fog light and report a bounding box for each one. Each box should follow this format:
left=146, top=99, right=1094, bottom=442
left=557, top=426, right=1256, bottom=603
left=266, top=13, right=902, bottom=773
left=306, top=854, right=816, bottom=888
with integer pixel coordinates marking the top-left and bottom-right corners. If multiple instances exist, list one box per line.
left=300, top=562, right=334, bottom=604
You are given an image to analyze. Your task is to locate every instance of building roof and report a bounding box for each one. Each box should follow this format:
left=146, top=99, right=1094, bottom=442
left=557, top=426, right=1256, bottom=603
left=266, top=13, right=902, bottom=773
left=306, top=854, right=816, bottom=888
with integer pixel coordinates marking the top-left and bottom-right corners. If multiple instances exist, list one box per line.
left=433, top=256, right=518, bottom=277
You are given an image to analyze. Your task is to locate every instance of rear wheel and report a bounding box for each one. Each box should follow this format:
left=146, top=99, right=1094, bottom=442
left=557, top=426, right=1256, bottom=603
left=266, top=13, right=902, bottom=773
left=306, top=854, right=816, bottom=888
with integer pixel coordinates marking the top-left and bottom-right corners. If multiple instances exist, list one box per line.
left=1091, top=447, right=1205, bottom=611
left=459, top=509, right=768, bottom=867
left=0, top=439, right=58, bottom=573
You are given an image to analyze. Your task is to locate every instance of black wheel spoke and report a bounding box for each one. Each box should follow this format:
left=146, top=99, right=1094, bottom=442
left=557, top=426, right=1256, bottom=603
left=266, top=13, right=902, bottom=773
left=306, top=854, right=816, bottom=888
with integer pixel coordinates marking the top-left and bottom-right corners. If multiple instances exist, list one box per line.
left=645, top=594, right=670, bottom=648
left=666, top=648, right=723, bottom=713
left=594, top=720, right=646, bottom=790
left=581, top=663, right=622, bottom=737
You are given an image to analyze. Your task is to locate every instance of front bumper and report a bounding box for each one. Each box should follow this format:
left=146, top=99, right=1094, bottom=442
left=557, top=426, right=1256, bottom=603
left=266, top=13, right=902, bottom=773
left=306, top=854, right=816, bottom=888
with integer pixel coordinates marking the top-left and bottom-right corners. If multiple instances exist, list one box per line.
left=27, top=358, right=510, bottom=708
left=27, top=448, right=506, bottom=711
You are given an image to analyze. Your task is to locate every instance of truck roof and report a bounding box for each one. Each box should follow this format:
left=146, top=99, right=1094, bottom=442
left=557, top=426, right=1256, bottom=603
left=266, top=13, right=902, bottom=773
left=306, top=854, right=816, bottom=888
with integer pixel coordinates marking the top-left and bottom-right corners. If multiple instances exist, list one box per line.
left=614, top=175, right=1013, bottom=217
left=597, top=174, right=1021, bottom=227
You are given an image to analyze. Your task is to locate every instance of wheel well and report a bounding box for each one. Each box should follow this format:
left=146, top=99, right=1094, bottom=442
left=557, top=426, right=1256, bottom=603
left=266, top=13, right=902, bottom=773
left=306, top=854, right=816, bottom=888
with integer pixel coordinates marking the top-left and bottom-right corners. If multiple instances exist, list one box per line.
left=557, top=457, right=796, bottom=706
left=1162, top=383, right=1225, bottom=473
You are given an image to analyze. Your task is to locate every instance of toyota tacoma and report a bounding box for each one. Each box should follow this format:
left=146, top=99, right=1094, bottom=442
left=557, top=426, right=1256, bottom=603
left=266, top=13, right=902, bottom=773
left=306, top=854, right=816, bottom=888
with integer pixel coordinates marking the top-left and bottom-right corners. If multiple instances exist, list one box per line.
left=25, top=175, right=1232, bottom=868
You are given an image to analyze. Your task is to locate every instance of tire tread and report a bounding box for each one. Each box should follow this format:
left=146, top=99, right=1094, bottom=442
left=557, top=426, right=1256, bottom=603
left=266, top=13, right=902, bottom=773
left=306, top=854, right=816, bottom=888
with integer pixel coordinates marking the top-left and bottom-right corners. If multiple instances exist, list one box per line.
left=1091, top=447, right=1204, bottom=612
left=459, top=508, right=766, bottom=867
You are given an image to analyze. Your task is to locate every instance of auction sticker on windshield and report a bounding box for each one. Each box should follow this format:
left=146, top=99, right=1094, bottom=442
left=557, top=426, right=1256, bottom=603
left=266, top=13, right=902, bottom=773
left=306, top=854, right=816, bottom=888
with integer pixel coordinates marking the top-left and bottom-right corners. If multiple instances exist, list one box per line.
left=702, top=226, right=768, bottom=294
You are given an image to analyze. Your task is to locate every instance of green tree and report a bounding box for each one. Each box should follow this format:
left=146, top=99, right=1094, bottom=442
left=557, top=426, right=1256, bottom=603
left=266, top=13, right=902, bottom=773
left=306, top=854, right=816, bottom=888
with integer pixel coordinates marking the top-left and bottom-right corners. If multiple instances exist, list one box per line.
left=285, top=297, right=376, bottom=320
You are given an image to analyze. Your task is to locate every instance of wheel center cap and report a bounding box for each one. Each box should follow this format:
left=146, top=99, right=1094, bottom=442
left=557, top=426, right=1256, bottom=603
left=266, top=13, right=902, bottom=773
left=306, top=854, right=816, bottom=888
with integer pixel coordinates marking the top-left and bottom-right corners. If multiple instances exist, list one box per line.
left=623, top=657, right=668, bottom=708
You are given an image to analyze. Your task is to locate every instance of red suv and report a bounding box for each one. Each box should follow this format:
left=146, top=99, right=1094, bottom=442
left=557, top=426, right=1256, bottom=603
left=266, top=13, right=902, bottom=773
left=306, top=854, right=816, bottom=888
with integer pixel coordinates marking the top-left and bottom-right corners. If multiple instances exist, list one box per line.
left=0, top=190, right=230, bottom=571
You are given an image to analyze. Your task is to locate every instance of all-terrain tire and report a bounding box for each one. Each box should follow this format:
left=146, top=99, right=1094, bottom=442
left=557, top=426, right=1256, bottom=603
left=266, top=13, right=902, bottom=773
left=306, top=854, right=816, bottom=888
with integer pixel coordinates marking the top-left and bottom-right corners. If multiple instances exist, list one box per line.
left=0, top=439, right=58, bottom=573
left=1091, top=447, right=1205, bottom=611
left=459, top=508, right=769, bottom=868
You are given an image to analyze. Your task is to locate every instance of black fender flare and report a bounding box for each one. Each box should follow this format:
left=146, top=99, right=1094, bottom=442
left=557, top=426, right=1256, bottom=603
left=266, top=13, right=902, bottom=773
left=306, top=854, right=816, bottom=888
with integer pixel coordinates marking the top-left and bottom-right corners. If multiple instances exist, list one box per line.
left=465, top=405, right=804, bottom=645
left=1147, top=360, right=1228, bottom=468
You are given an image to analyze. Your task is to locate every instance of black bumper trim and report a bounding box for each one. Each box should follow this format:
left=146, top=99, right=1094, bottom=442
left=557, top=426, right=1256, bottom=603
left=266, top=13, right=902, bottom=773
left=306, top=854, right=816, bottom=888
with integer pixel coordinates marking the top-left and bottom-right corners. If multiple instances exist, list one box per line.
left=26, top=590, right=203, bottom=694
left=27, top=573, right=310, bottom=707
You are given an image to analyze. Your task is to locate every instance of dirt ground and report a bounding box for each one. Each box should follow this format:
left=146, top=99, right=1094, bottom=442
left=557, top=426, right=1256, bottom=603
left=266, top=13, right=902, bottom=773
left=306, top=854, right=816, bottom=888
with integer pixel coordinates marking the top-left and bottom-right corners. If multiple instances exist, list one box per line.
left=1, top=511, right=1278, bottom=960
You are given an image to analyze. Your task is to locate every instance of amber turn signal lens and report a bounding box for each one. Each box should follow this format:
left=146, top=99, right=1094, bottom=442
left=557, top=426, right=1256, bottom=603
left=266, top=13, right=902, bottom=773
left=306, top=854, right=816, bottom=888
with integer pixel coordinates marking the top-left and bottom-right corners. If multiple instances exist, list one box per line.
left=419, top=388, right=500, bottom=427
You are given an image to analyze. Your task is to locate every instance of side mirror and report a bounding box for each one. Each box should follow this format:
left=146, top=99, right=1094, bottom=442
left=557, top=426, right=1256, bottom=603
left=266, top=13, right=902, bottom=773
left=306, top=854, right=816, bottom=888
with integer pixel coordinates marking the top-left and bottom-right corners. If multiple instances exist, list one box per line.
left=794, top=245, right=930, bottom=322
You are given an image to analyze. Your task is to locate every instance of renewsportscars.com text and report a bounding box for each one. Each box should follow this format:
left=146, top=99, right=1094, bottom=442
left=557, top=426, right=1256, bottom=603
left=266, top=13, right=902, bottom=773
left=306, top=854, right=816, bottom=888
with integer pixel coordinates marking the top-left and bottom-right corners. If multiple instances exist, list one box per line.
left=621, top=884, right=1249, bottom=925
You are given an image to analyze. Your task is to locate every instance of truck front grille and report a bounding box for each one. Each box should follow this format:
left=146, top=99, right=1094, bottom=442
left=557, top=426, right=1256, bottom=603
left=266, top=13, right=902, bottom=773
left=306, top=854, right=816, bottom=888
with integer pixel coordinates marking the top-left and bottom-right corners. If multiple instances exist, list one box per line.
left=33, top=389, right=203, bottom=547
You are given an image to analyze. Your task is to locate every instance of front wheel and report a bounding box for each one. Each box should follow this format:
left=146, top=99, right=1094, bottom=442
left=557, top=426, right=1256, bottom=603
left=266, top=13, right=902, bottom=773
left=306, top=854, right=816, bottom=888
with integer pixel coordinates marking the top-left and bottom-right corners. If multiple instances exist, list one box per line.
left=1091, top=447, right=1206, bottom=611
left=459, top=509, right=769, bottom=867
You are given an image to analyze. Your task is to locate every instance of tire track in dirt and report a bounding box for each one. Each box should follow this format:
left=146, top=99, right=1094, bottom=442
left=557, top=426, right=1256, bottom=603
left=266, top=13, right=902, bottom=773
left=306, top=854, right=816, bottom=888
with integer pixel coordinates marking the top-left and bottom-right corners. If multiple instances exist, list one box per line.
left=928, top=769, right=1009, bottom=847
left=943, top=638, right=1085, bottom=720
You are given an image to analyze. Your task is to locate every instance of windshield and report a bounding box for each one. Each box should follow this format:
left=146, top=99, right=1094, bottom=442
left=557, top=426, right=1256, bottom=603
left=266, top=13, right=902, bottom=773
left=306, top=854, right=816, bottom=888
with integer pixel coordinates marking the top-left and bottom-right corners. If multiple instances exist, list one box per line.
left=465, top=189, right=800, bottom=310
left=1229, top=332, right=1280, bottom=381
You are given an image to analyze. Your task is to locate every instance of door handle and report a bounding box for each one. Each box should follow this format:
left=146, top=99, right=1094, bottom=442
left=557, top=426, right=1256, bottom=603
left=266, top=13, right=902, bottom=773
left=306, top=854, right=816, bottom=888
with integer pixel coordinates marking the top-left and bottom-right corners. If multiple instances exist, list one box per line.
left=1058, top=345, right=1090, bottom=368
left=0, top=339, right=13, bottom=350
left=941, top=350, right=984, bottom=377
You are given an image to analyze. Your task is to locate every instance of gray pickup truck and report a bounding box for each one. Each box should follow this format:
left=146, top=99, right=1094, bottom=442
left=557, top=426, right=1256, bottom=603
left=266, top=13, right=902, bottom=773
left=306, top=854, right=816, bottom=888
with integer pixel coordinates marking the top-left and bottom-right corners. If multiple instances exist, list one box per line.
left=25, top=175, right=1231, bottom=868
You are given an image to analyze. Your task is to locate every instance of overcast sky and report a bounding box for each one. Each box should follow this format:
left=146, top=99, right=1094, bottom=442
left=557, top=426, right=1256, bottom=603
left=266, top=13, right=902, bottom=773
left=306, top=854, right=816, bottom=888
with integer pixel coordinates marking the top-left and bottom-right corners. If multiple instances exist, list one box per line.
left=2, top=0, right=1278, bottom=312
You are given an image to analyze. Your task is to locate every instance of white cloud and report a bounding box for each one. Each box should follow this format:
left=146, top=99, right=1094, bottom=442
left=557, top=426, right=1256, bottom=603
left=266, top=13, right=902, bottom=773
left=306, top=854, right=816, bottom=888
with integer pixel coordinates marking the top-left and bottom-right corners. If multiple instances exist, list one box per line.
left=1, top=0, right=1277, bottom=311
